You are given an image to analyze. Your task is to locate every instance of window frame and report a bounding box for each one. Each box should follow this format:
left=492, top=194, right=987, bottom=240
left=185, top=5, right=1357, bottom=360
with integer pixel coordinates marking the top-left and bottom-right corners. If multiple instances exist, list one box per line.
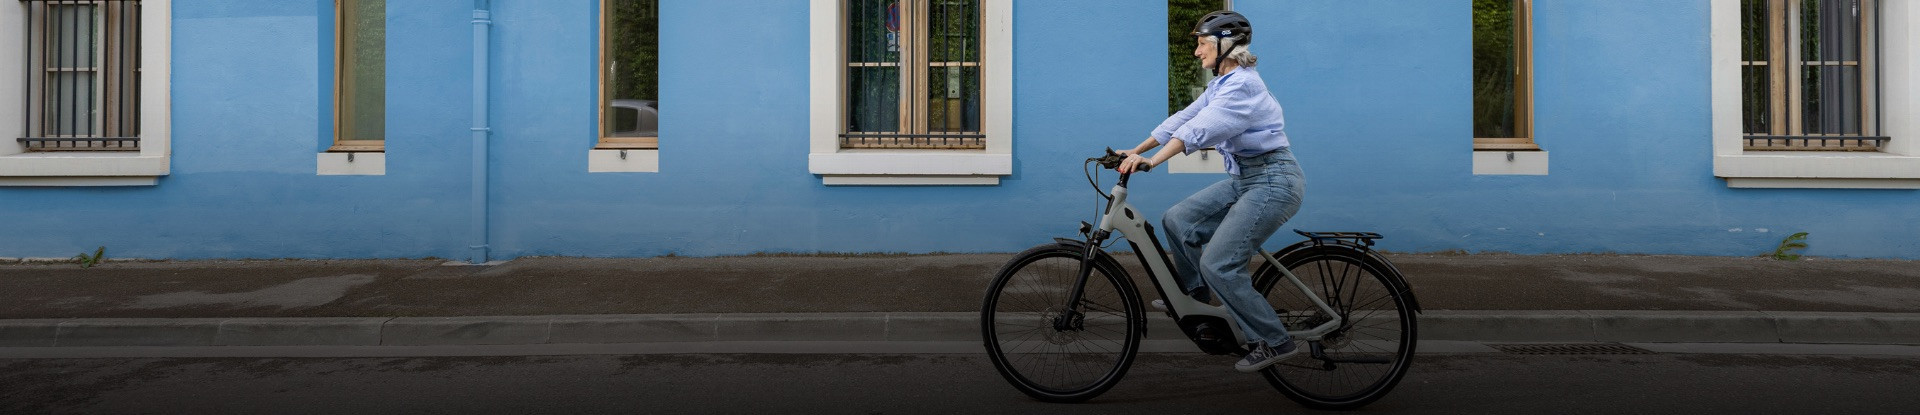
left=0, top=0, right=170, bottom=186
left=596, top=0, right=659, bottom=151
left=839, top=0, right=986, bottom=150
left=808, top=0, right=1012, bottom=185
left=330, top=0, right=384, bottom=153
left=1160, top=0, right=1231, bottom=174
left=1741, top=0, right=1882, bottom=151
left=18, top=1, right=141, bottom=152
left=587, top=0, right=661, bottom=173
left=1473, top=0, right=1537, bottom=151
left=1712, top=0, right=1920, bottom=188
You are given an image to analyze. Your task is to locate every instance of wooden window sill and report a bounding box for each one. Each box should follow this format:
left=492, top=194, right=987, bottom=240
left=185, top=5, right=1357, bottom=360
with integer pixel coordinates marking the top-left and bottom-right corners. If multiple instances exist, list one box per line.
left=329, top=140, right=385, bottom=153
left=596, top=137, right=659, bottom=150
left=1473, top=138, right=1541, bottom=151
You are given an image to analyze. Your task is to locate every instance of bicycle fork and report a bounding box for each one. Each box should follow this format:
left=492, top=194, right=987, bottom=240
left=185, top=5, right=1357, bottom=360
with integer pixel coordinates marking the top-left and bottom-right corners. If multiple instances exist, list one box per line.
left=1053, top=231, right=1108, bottom=332
left=1056, top=179, right=1128, bottom=332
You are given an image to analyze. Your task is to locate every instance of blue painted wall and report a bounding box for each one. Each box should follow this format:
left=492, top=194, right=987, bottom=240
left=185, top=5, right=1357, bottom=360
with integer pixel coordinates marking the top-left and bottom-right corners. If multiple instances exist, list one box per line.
left=1, top=0, right=1914, bottom=260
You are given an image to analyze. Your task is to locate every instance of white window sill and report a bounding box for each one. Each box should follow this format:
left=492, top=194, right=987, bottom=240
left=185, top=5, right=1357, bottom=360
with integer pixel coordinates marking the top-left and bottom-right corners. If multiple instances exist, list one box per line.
left=0, top=152, right=168, bottom=186
left=1473, top=150, right=1550, bottom=175
left=809, top=151, right=1011, bottom=185
left=317, top=152, right=386, bottom=176
left=1714, top=151, right=1920, bottom=189
left=588, top=149, right=659, bottom=173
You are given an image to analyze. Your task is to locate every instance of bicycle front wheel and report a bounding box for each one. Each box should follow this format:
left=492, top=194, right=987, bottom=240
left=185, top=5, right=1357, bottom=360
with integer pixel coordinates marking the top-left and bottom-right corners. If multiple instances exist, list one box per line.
left=1253, top=246, right=1417, bottom=410
left=980, top=243, right=1142, bottom=403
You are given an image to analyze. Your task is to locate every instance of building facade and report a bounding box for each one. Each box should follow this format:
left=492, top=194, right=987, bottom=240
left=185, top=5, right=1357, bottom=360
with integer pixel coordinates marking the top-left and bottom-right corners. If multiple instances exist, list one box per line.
left=1, top=0, right=1915, bottom=261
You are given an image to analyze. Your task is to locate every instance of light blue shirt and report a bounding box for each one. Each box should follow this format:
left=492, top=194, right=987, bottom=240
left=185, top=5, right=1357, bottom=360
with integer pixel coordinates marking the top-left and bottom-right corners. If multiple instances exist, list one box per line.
left=1150, top=66, right=1289, bottom=175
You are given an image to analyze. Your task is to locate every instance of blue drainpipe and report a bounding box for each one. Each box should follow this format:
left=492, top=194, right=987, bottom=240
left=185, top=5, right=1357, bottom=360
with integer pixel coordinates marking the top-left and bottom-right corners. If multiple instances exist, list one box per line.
left=469, top=0, right=493, bottom=264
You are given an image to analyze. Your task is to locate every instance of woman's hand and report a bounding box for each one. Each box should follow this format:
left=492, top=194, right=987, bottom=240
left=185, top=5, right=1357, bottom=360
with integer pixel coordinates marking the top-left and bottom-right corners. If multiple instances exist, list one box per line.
left=1118, top=153, right=1153, bottom=174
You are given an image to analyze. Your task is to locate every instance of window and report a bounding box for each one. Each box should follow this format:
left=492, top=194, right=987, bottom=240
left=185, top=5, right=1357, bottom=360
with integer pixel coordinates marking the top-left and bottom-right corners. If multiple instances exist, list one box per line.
left=1, top=0, right=169, bottom=186
left=808, top=0, right=1012, bottom=185
left=841, top=0, right=982, bottom=149
left=1711, top=0, right=1920, bottom=189
left=1473, top=0, right=1535, bottom=151
left=1160, top=0, right=1230, bottom=174
left=1741, top=0, right=1882, bottom=151
left=1168, top=0, right=1226, bottom=116
left=598, top=0, right=658, bottom=150
left=333, top=0, right=383, bottom=152
left=19, top=0, right=142, bottom=152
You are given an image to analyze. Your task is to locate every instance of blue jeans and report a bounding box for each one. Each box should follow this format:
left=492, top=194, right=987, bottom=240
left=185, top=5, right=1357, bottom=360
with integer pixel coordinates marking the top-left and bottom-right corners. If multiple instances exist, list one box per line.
left=1162, top=147, right=1304, bottom=345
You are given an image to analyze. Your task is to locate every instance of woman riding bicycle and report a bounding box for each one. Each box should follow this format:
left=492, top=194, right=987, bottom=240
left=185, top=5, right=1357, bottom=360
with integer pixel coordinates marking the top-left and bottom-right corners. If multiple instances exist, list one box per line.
left=1116, top=10, right=1304, bottom=373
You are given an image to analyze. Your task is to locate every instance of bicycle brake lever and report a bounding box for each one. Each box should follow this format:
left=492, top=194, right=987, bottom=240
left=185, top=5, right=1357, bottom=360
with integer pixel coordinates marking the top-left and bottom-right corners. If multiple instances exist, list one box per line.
left=1095, top=147, right=1125, bottom=170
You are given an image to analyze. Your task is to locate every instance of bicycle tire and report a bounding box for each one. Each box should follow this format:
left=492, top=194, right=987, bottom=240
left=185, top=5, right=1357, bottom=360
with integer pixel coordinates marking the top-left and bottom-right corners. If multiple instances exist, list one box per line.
left=1252, top=245, right=1417, bottom=410
left=980, top=243, right=1143, bottom=403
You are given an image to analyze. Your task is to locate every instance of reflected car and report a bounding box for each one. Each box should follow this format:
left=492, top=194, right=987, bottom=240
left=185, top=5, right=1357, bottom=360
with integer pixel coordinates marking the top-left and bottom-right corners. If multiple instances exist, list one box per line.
left=609, top=99, right=658, bottom=137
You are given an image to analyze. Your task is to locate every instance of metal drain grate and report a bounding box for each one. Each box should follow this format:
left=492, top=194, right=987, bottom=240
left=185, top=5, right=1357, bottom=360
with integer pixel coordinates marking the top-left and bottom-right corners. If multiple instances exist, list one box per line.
left=1489, top=343, right=1655, bottom=355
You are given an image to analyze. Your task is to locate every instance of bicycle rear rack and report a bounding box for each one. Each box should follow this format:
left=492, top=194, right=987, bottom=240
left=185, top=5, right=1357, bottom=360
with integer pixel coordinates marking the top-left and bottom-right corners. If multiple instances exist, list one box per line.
left=1295, top=230, right=1383, bottom=247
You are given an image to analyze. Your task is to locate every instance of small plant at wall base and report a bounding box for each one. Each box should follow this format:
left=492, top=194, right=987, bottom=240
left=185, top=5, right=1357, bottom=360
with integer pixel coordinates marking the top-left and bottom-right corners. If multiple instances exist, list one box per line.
left=73, top=246, right=106, bottom=268
left=1768, top=232, right=1809, bottom=260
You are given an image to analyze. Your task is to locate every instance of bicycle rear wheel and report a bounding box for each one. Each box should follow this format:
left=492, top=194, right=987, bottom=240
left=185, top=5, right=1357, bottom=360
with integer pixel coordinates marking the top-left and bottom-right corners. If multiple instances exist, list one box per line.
left=1252, top=246, right=1417, bottom=410
left=981, top=243, right=1142, bottom=403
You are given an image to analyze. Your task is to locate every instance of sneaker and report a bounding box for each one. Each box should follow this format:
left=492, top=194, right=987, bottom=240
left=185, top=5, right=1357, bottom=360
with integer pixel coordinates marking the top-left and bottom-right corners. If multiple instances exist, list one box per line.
left=1151, top=299, right=1169, bottom=312
left=1234, top=340, right=1300, bottom=373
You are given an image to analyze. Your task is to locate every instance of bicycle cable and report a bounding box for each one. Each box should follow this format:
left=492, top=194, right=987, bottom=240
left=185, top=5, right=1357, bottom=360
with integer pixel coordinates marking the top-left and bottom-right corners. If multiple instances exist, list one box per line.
left=1082, top=158, right=1124, bottom=250
left=1084, top=158, right=1111, bottom=238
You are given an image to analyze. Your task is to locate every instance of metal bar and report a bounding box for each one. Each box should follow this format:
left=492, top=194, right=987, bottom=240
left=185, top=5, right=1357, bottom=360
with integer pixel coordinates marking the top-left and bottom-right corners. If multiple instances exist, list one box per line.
left=838, top=133, right=985, bottom=138
left=23, top=1, right=33, bottom=140
left=1829, top=0, right=1841, bottom=135
left=85, top=0, right=92, bottom=138
left=116, top=0, right=124, bottom=137
left=133, top=0, right=139, bottom=137
left=18, top=138, right=140, bottom=141
left=42, top=1, right=52, bottom=138
left=58, top=3, right=68, bottom=137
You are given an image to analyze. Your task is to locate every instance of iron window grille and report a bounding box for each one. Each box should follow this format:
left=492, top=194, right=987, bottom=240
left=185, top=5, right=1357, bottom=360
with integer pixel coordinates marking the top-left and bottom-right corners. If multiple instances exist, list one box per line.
left=841, top=0, right=985, bottom=150
left=1740, top=0, right=1885, bottom=151
left=18, top=0, right=141, bottom=152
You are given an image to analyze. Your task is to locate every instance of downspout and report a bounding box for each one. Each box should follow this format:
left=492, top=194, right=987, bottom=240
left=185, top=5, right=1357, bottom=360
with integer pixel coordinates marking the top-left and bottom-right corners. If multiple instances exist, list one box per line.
left=469, top=0, right=492, bottom=264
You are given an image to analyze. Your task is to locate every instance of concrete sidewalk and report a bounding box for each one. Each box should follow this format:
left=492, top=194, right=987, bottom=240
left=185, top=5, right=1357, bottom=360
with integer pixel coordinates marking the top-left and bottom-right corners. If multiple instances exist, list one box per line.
left=2, top=253, right=1917, bottom=347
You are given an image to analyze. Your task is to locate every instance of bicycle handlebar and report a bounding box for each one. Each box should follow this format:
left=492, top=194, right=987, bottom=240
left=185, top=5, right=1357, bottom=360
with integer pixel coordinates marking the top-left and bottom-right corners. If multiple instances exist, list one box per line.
left=1092, top=148, right=1152, bottom=173
left=1087, top=148, right=1150, bottom=191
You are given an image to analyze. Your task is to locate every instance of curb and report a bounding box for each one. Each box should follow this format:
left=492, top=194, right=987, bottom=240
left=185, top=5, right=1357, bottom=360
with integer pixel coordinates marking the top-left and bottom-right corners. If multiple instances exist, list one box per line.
left=2, top=311, right=1917, bottom=348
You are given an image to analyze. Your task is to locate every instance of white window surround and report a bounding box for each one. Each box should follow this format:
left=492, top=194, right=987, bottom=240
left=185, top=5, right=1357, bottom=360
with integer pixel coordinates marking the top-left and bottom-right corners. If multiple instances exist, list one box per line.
left=317, top=152, right=385, bottom=175
left=588, top=149, right=659, bottom=172
left=1711, top=0, right=1920, bottom=189
left=1473, top=150, right=1549, bottom=175
left=808, top=0, right=1012, bottom=186
left=0, top=0, right=171, bottom=187
left=1165, top=149, right=1226, bottom=174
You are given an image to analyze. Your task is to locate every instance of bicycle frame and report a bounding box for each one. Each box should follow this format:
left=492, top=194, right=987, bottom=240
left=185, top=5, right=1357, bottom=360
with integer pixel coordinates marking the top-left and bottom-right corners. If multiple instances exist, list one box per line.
left=1072, top=173, right=1344, bottom=345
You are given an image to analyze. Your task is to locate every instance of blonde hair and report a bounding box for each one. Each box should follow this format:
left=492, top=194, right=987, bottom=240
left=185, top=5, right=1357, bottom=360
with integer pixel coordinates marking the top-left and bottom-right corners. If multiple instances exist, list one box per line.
left=1206, top=35, right=1258, bottom=67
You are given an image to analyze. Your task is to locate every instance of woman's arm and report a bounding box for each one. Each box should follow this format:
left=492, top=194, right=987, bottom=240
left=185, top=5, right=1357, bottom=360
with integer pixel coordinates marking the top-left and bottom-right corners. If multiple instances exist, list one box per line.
left=1119, top=137, right=1158, bottom=157
left=1150, top=94, right=1210, bottom=146
left=1166, top=78, right=1260, bottom=153
left=1120, top=138, right=1184, bottom=174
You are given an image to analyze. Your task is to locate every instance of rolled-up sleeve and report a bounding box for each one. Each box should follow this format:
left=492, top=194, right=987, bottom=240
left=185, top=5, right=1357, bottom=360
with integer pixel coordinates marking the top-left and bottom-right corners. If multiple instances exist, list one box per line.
left=1167, top=81, right=1258, bottom=155
left=1151, top=95, right=1207, bottom=146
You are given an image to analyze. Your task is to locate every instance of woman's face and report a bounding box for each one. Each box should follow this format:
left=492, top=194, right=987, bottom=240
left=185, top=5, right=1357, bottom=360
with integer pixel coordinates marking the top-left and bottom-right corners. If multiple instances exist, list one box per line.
left=1194, top=37, right=1218, bottom=69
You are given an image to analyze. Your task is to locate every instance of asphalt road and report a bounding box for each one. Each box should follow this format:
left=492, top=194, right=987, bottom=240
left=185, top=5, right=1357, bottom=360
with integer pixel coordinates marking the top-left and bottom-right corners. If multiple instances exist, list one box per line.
left=5, top=346, right=1919, bottom=414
